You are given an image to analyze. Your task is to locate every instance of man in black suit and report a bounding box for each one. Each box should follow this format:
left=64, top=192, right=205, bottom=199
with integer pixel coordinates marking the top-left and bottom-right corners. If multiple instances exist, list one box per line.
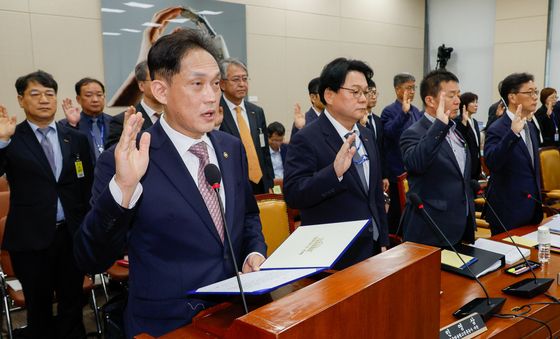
left=363, top=78, right=389, bottom=192
left=400, top=69, right=475, bottom=247
left=105, top=61, right=164, bottom=148
left=291, top=77, right=324, bottom=138
left=284, top=58, right=388, bottom=270
left=0, top=70, right=94, bottom=338
left=219, top=58, right=274, bottom=194
left=267, top=121, right=288, bottom=179
left=60, top=77, right=113, bottom=161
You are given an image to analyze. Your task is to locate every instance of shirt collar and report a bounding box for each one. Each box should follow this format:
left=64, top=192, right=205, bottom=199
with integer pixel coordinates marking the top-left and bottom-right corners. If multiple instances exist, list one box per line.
left=27, top=120, right=57, bottom=133
left=312, top=106, right=322, bottom=116
left=424, top=112, right=436, bottom=123
left=506, top=109, right=516, bottom=121
left=323, top=108, right=361, bottom=142
left=140, top=99, right=158, bottom=119
left=160, top=115, right=214, bottom=156
left=223, top=95, right=245, bottom=114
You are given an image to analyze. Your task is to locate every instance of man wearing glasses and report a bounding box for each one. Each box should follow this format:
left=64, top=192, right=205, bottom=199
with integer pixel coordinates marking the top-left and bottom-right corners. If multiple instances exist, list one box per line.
left=484, top=73, right=543, bottom=233
left=284, top=58, right=389, bottom=270
left=380, top=73, right=422, bottom=235
left=219, top=58, right=274, bottom=194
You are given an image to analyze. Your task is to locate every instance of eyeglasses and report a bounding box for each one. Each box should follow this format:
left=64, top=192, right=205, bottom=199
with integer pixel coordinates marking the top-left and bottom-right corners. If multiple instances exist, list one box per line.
left=517, top=90, right=539, bottom=97
left=27, top=90, right=56, bottom=100
left=225, top=76, right=250, bottom=84
left=401, top=85, right=417, bottom=91
left=340, top=87, right=372, bottom=99
left=368, top=89, right=378, bottom=96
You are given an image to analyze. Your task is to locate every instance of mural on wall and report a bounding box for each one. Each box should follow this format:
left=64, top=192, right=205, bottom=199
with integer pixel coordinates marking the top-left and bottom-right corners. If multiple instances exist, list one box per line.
left=101, top=0, right=246, bottom=107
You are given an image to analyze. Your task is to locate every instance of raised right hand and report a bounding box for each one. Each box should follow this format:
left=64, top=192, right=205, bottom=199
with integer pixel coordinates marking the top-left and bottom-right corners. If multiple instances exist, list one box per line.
left=293, top=103, right=305, bottom=129
left=0, top=105, right=16, bottom=142
left=333, top=133, right=356, bottom=178
left=62, top=98, right=81, bottom=127
left=511, top=104, right=526, bottom=135
left=435, top=91, right=450, bottom=125
left=114, top=106, right=151, bottom=207
left=402, top=89, right=411, bottom=113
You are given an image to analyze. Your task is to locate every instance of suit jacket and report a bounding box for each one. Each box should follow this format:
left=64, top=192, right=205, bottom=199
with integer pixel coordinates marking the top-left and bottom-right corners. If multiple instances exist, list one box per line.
left=280, top=143, right=288, bottom=164
left=284, top=113, right=389, bottom=253
left=400, top=116, right=475, bottom=247
left=484, top=114, right=543, bottom=233
left=0, top=121, right=93, bottom=251
left=74, top=122, right=266, bottom=337
left=454, top=117, right=482, bottom=180
left=380, top=100, right=422, bottom=181
left=219, top=97, right=274, bottom=193
left=290, top=107, right=320, bottom=138
left=105, top=103, right=153, bottom=148
left=60, top=112, right=113, bottom=162
left=365, top=113, right=388, bottom=179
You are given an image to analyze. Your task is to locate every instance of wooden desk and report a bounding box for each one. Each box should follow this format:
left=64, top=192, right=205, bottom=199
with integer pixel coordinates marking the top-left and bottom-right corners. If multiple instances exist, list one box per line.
left=440, top=225, right=560, bottom=338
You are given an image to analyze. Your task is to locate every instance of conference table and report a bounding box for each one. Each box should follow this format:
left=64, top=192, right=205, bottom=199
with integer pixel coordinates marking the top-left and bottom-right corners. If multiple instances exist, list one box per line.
left=137, top=223, right=560, bottom=338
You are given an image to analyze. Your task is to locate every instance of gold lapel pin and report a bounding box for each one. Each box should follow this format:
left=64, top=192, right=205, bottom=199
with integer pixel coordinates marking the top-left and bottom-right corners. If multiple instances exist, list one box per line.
left=63, top=139, right=69, bottom=143
left=223, top=152, right=229, bottom=158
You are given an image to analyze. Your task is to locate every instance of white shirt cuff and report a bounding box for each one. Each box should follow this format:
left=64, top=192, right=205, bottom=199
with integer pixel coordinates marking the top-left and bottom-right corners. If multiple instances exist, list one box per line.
left=109, top=176, right=143, bottom=208
left=243, top=252, right=265, bottom=268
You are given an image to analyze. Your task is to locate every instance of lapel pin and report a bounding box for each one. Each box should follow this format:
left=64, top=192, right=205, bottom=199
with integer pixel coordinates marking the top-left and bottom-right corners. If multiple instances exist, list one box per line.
left=363, top=137, right=368, bottom=142
left=63, top=139, right=69, bottom=143
left=223, top=152, right=229, bottom=158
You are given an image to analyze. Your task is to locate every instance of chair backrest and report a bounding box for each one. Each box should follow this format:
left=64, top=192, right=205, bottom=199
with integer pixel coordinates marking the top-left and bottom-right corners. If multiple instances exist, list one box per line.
left=255, top=194, right=291, bottom=256
left=539, top=147, right=560, bottom=191
left=396, top=172, right=409, bottom=211
left=0, top=216, right=14, bottom=277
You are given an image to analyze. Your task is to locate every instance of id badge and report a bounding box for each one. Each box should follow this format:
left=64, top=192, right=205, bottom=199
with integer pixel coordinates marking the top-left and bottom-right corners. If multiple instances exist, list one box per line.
left=259, top=130, right=265, bottom=147
left=75, top=159, right=85, bottom=178
left=555, top=133, right=559, bottom=142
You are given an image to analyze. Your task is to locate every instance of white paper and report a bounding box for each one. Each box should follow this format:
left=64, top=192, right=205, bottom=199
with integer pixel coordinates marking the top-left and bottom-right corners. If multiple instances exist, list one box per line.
left=260, top=219, right=370, bottom=270
left=541, top=215, right=560, bottom=233
left=194, top=268, right=321, bottom=294
left=6, top=279, right=21, bottom=291
left=470, top=238, right=531, bottom=265
left=523, top=230, right=560, bottom=248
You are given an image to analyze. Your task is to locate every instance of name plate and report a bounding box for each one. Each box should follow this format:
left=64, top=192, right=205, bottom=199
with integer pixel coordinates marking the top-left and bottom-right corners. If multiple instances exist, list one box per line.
left=439, top=313, right=487, bottom=339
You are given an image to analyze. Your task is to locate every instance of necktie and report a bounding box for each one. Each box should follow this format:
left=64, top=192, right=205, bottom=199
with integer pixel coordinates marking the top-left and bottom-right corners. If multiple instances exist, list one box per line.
left=189, top=142, right=224, bottom=242
left=523, top=123, right=534, bottom=167
left=91, top=118, right=103, bottom=158
left=153, top=112, right=162, bottom=121
left=38, top=127, right=56, bottom=174
left=234, top=106, right=262, bottom=184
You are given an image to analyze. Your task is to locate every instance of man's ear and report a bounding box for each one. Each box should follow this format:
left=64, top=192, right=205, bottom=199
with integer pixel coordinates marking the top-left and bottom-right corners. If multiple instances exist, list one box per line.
left=17, top=95, right=24, bottom=109
left=219, top=79, right=226, bottom=91
left=150, top=80, right=168, bottom=105
left=425, top=95, right=437, bottom=110
left=508, top=93, right=517, bottom=106
left=324, top=88, right=335, bottom=106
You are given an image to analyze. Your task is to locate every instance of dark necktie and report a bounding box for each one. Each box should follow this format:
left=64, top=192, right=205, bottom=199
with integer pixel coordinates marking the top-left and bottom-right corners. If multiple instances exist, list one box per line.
left=37, top=127, right=56, bottom=175
left=345, top=132, right=368, bottom=193
left=523, top=124, right=534, bottom=167
left=91, top=118, right=103, bottom=158
left=189, top=142, right=224, bottom=242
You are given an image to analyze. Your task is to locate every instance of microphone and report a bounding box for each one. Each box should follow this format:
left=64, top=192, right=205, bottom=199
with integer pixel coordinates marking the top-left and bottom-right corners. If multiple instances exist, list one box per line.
left=474, top=181, right=553, bottom=298
left=523, top=191, right=560, bottom=215
left=204, top=164, right=249, bottom=314
left=408, top=192, right=505, bottom=321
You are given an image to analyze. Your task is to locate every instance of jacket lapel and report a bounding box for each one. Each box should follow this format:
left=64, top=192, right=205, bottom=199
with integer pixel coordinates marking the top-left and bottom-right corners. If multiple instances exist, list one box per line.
left=149, top=123, right=224, bottom=244
left=358, top=125, right=376, bottom=197
left=19, top=122, right=56, bottom=181
left=135, top=103, right=154, bottom=130
left=55, top=123, right=73, bottom=181
left=220, top=97, right=240, bottom=138
left=244, top=102, right=259, bottom=144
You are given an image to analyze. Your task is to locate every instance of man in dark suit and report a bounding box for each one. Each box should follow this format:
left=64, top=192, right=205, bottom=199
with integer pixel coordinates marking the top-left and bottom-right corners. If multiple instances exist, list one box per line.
left=105, top=61, right=164, bottom=148
left=484, top=73, right=543, bottom=234
left=380, top=73, right=422, bottom=233
left=291, top=77, right=324, bottom=138
left=60, top=77, right=112, bottom=161
left=363, top=78, right=389, bottom=192
left=218, top=58, right=274, bottom=194
left=284, top=58, right=389, bottom=270
left=267, top=121, right=287, bottom=179
left=74, top=29, right=267, bottom=338
left=0, top=70, right=93, bottom=338
left=400, top=69, right=475, bottom=247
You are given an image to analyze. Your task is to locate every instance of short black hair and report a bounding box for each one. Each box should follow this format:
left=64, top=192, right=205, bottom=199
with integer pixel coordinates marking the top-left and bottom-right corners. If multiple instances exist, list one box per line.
left=308, top=77, right=320, bottom=94
left=318, top=58, right=374, bottom=105
left=419, top=69, right=459, bottom=105
left=135, top=61, right=149, bottom=82
left=15, top=70, right=58, bottom=95
left=267, top=121, right=285, bottom=137
left=499, top=72, right=534, bottom=106
left=366, top=78, right=376, bottom=89
left=75, top=77, right=105, bottom=96
left=459, top=92, right=478, bottom=113
left=148, top=28, right=221, bottom=83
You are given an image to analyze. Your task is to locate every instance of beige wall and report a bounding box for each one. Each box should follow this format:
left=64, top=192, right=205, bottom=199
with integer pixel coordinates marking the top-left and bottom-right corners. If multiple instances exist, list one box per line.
left=0, top=0, right=425, bottom=133
left=493, top=0, right=548, bottom=99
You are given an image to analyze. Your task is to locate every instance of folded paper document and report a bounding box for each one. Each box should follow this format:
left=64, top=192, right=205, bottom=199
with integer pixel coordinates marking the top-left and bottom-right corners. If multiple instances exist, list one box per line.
left=503, top=235, right=538, bottom=248
left=469, top=238, right=531, bottom=265
left=441, top=250, right=477, bottom=269
left=190, top=219, right=371, bottom=295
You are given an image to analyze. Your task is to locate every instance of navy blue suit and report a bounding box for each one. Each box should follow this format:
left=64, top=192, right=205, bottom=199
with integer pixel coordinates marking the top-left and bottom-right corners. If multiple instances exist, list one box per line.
left=290, top=107, right=320, bottom=138
left=484, top=114, right=543, bottom=234
left=365, top=113, right=388, bottom=179
left=106, top=103, right=153, bottom=149
left=60, top=111, right=112, bottom=162
left=74, top=122, right=267, bottom=338
left=284, top=113, right=389, bottom=270
left=400, top=116, right=475, bottom=247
